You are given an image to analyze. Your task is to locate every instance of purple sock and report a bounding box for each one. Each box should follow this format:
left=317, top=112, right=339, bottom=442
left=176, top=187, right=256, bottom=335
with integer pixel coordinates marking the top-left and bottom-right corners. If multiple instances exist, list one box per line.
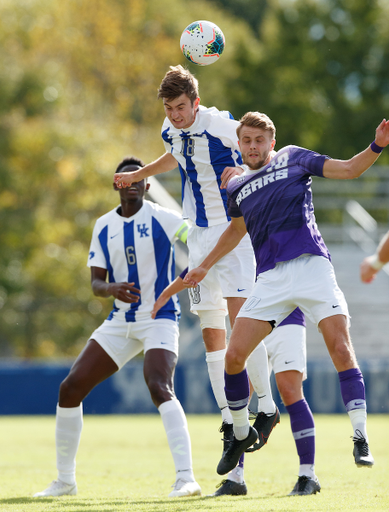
left=238, top=453, right=244, bottom=468
left=338, top=368, right=366, bottom=411
left=224, top=370, right=250, bottom=411
left=286, top=399, right=315, bottom=466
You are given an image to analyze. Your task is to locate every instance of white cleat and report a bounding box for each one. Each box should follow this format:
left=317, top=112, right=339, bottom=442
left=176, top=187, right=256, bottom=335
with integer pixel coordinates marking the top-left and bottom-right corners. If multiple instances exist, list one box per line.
left=168, top=479, right=201, bottom=498
left=33, top=479, right=77, bottom=497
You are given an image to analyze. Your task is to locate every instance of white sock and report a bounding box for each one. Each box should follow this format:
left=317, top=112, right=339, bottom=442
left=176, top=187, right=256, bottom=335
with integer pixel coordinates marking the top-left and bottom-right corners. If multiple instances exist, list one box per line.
left=246, top=342, right=276, bottom=415
left=348, top=407, right=368, bottom=441
left=299, top=464, right=316, bottom=479
left=228, top=465, right=244, bottom=483
left=159, top=399, right=194, bottom=482
left=231, top=407, right=250, bottom=440
left=206, top=350, right=233, bottom=424
left=56, top=404, right=83, bottom=485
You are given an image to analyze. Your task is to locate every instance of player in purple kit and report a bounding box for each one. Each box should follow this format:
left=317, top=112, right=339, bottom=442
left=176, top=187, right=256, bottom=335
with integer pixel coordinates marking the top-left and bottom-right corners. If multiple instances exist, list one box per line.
left=184, top=111, right=389, bottom=480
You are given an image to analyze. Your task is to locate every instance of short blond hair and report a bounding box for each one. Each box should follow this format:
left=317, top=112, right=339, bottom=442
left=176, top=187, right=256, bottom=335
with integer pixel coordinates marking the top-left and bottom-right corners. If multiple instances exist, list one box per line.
left=157, top=65, right=199, bottom=103
left=237, top=112, right=276, bottom=139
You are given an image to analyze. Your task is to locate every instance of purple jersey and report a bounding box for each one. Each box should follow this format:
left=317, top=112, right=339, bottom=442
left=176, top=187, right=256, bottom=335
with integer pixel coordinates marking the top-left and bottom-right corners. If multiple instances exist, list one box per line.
left=227, top=145, right=331, bottom=275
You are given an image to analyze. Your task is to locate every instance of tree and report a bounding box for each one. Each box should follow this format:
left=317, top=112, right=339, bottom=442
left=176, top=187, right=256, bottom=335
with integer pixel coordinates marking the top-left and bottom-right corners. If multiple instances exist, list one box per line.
left=0, top=0, right=255, bottom=357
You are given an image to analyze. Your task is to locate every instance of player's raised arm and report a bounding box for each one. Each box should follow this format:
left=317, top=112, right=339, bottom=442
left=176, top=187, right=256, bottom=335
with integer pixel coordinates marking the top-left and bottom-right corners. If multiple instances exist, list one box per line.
left=114, top=152, right=177, bottom=188
left=323, top=118, right=389, bottom=180
left=360, top=230, right=389, bottom=283
left=183, top=216, right=247, bottom=287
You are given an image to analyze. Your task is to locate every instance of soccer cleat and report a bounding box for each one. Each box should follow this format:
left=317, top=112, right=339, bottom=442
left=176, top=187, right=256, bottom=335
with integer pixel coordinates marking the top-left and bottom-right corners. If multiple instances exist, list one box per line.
left=208, top=479, right=248, bottom=496
left=217, top=426, right=258, bottom=475
left=219, top=422, right=234, bottom=455
left=33, top=480, right=77, bottom=497
left=168, top=479, right=201, bottom=498
left=245, top=406, right=280, bottom=453
left=352, top=430, right=374, bottom=468
left=288, top=475, right=321, bottom=496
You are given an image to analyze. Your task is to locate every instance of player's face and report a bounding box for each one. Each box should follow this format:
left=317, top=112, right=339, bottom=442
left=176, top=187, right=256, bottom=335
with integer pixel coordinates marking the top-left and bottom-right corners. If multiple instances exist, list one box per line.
left=163, top=94, right=200, bottom=129
left=239, top=126, right=275, bottom=170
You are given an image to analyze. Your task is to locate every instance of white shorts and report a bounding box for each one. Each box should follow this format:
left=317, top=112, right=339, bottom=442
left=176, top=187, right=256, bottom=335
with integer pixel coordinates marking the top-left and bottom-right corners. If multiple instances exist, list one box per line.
left=187, top=222, right=256, bottom=313
left=263, top=324, right=307, bottom=380
left=237, top=254, right=350, bottom=328
left=90, top=314, right=179, bottom=369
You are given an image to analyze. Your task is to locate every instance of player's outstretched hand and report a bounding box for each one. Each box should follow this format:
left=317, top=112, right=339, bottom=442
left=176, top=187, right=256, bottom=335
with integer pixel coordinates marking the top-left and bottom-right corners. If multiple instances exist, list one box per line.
left=151, top=293, right=169, bottom=319
left=110, top=282, right=140, bottom=303
left=114, top=172, right=139, bottom=189
left=183, top=267, right=207, bottom=287
left=220, top=166, right=244, bottom=189
left=360, top=256, right=379, bottom=283
left=375, top=118, right=389, bottom=148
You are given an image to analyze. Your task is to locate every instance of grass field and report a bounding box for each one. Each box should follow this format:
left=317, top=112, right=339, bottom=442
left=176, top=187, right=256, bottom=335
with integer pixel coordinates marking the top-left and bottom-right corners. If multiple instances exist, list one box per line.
left=0, top=414, right=388, bottom=511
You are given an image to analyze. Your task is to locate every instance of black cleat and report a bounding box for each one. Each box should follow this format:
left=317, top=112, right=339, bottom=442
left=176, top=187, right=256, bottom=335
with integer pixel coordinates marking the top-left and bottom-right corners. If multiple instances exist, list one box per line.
left=353, top=430, right=374, bottom=468
left=207, top=479, right=248, bottom=497
left=245, top=406, right=280, bottom=452
left=219, top=422, right=234, bottom=456
left=217, top=426, right=258, bottom=475
left=288, top=475, right=321, bottom=496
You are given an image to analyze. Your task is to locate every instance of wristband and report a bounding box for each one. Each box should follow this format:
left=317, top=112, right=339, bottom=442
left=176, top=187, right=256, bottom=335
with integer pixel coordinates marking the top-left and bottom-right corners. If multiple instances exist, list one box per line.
left=370, top=141, right=384, bottom=154
left=368, top=253, right=385, bottom=270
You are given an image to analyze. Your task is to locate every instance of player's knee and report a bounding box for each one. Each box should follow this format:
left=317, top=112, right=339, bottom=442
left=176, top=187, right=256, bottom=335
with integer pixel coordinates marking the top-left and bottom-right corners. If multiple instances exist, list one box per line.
left=59, top=374, right=84, bottom=406
left=198, top=309, right=226, bottom=330
left=146, top=377, right=175, bottom=407
left=225, top=346, right=246, bottom=373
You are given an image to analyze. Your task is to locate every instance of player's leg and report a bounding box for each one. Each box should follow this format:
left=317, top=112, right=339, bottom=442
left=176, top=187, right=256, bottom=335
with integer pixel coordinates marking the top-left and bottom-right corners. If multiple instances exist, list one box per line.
left=229, top=296, right=276, bottom=414
left=33, top=339, right=119, bottom=497
left=200, top=313, right=248, bottom=495
left=297, top=256, right=373, bottom=467
left=188, top=226, right=251, bottom=491
left=319, top=315, right=374, bottom=467
left=217, top=318, right=271, bottom=475
left=276, top=371, right=320, bottom=496
left=141, top=320, right=200, bottom=498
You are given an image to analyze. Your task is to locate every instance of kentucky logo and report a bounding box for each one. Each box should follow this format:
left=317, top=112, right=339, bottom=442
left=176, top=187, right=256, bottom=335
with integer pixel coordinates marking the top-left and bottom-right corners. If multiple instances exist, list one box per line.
left=89, top=251, right=95, bottom=259
left=137, top=223, right=149, bottom=237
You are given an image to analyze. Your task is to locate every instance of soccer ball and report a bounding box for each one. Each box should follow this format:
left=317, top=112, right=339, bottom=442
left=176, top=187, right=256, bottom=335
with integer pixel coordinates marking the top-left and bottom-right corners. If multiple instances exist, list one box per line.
left=180, top=20, right=225, bottom=66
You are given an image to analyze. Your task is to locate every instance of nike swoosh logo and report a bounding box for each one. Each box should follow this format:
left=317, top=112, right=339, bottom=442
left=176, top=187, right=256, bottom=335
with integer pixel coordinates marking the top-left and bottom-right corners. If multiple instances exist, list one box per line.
left=300, top=432, right=310, bottom=436
left=354, top=401, right=364, bottom=406
left=285, top=360, right=294, bottom=364
left=110, top=233, right=120, bottom=239
left=237, top=288, right=246, bottom=292
left=332, top=305, right=340, bottom=308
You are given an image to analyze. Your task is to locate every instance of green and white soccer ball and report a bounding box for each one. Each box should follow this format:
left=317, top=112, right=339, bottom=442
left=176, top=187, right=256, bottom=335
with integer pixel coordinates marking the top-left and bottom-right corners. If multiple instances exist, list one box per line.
left=180, top=20, right=225, bottom=66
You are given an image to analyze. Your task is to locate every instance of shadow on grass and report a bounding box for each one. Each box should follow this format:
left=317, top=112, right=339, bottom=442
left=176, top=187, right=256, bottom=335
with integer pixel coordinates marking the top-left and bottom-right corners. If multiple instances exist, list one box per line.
left=0, top=494, right=298, bottom=508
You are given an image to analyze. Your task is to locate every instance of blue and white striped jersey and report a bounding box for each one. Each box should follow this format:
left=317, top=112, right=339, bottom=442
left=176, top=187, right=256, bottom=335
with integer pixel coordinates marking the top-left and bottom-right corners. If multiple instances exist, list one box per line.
left=161, top=105, right=242, bottom=228
left=87, top=200, right=185, bottom=323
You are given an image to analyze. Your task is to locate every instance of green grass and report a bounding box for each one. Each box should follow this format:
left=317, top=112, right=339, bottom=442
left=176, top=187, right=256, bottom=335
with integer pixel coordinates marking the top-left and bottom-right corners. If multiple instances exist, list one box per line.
left=0, top=414, right=388, bottom=511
